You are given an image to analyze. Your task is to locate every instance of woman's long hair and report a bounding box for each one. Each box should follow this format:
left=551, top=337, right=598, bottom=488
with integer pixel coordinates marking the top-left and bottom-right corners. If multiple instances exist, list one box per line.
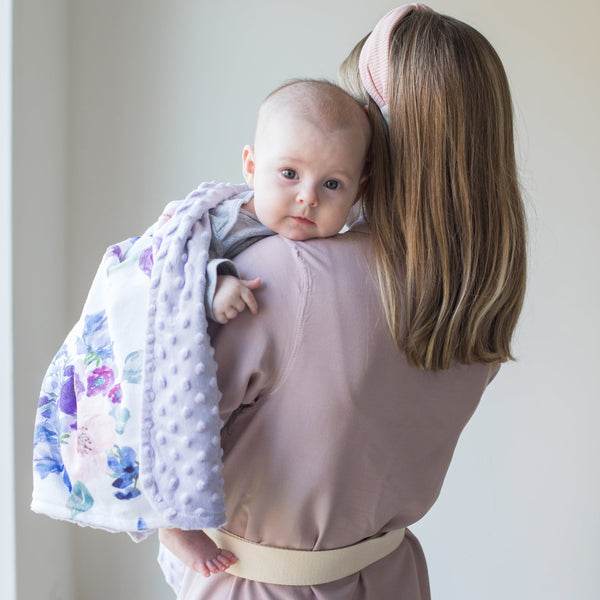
left=340, top=11, right=527, bottom=371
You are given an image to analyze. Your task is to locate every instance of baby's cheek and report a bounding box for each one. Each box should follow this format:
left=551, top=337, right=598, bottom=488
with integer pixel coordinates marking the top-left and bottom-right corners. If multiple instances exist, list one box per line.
left=330, top=211, right=348, bottom=233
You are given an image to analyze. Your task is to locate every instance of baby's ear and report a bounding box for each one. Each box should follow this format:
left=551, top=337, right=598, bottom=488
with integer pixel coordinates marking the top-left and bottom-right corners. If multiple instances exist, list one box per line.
left=242, top=145, right=256, bottom=187
left=354, top=173, right=369, bottom=203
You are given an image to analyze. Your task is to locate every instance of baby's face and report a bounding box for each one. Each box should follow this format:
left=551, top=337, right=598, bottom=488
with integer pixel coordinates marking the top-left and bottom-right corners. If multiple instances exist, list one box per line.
left=242, top=112, right=368, bottom=241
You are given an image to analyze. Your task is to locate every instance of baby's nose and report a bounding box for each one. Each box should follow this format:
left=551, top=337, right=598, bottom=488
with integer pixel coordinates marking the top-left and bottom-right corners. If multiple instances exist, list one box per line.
left=297, top=186, right=319, bottom=207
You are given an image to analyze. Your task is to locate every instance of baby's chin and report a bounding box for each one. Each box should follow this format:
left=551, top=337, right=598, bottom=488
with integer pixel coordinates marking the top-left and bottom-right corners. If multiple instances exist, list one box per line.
left=282, top=230, right=339, bottom=242
left=268, top=218, right=343, bottom=241
left=280, top=231, right=316, bottom=242
left=268, top=223, right=318, bottom=242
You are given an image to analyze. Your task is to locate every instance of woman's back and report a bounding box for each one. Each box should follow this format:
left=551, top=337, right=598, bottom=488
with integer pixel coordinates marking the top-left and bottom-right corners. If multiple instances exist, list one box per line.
left=179, top=225, right=498, bottom=599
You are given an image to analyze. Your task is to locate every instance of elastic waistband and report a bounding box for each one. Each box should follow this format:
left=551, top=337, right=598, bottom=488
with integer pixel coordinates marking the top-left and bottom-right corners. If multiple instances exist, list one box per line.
left=204, top=527, right=406, bottom=586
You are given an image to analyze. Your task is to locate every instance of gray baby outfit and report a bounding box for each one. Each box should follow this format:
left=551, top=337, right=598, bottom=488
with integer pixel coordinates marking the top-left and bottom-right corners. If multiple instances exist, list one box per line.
left=205, top=189, right=275, bottom=319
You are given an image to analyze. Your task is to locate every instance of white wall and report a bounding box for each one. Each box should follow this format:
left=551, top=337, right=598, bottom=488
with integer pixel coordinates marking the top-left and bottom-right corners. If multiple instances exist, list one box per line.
left=12, top=1, right=75, bottom=599
left=1, top=0, right=15, bottom=598
left=13, top=0, right=599, bottom=599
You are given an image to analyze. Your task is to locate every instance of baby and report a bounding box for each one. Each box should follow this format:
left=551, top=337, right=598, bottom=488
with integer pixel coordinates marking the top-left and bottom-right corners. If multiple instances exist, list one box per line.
left=196, top=79, right=371, bottom=327
left=168, top=79, right=371, bottom=578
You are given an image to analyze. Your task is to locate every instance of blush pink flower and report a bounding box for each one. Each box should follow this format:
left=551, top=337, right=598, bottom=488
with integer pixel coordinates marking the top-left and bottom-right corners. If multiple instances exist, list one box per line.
left=62, top=397, right=117, bottom=483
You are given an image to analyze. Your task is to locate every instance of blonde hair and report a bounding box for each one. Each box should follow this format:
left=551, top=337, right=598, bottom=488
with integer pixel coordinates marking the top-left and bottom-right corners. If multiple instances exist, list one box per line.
left=340, top=11, right=527, bottom=371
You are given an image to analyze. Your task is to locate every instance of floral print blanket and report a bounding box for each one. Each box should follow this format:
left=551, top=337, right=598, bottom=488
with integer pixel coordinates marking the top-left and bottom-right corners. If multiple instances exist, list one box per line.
left=32, top=182, right=246, bottom=533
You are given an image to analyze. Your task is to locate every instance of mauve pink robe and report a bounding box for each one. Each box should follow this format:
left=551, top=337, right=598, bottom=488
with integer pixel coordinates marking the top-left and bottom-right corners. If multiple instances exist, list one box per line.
left=178, top=223, right=498, bottom=599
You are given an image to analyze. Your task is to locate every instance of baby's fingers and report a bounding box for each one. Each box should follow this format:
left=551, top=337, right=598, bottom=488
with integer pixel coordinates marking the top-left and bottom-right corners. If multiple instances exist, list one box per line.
left=241, top=277, right=261, bottom=291
left=240, top=286, right=258, bottom=315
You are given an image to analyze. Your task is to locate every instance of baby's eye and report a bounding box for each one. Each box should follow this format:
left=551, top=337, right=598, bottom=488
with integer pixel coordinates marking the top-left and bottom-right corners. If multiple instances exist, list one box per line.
left=281, top=169, right=297, bottom=180
left=324, top=180, right=341, bottom=190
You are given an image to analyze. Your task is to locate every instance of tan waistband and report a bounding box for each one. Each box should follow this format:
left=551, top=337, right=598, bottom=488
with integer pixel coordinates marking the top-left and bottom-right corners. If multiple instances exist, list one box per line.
left=204, top=527, right=406, bottom=586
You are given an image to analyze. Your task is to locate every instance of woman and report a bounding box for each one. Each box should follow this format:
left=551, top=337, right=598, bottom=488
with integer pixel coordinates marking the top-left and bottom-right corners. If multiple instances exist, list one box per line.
left=161, top=5, right=526, bottom=598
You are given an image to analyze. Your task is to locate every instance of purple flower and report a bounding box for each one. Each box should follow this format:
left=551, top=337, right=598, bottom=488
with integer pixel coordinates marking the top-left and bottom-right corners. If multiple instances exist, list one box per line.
left=74, top=372, right=85, bottom=395
left=138, top=247, right=153, bottom=278
left=58, top=365, right=77, bottom=416
left=108, top=384, right=122, bottom=404
left=87, top=366, right=114, bottom=396
left=107, top=244, right=123, bottom=262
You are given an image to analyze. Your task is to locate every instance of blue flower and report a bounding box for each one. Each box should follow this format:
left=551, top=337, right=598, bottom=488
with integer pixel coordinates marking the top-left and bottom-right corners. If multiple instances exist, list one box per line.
left=43, top=344, right=68, bottom=389
left=107, top=445, right=140, bottom=500
left=33, top=425, right=66, bottom=482
left=76, top=311, right=114, bottom=364
left=38, top=395, right=54, bottom=420
left=34, top=372, right=73, bottom=484
left=114, top=488, right=141, bottom=500
left=34, top=456, right=64, bottom=479
left=34, top=424, right=58, bottom=445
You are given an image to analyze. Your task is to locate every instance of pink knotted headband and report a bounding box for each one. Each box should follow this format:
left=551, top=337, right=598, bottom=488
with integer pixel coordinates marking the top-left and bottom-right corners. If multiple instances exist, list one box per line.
left=359, top=4, right=433, bottom=111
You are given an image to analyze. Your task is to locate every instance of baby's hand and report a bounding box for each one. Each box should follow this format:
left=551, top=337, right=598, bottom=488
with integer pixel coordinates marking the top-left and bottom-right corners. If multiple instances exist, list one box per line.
left=212, top=275, right=261, bottom=324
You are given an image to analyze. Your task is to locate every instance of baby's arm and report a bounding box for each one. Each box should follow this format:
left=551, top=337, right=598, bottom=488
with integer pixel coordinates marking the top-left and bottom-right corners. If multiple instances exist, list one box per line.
left=212, top=275, right=261, bottom=325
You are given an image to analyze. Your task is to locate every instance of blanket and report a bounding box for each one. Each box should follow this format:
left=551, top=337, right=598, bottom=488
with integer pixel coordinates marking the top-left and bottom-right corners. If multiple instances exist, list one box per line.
left=32, top=181, right=247, bottom=533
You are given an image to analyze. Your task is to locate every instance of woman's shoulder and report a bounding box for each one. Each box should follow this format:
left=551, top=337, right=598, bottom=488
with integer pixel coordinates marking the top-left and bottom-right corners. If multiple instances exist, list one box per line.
left=227, top=231, right=376, bottom=351
left=232, top=229, right=371, bottom=281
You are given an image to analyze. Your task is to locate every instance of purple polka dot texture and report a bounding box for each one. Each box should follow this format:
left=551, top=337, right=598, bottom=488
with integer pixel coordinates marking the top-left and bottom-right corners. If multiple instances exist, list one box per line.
left=140, top=182, right=247, bottom=529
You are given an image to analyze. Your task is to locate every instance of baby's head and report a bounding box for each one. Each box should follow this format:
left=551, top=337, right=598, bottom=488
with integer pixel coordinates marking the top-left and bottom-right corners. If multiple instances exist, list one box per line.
left=242, top=80, right=371, bottom=241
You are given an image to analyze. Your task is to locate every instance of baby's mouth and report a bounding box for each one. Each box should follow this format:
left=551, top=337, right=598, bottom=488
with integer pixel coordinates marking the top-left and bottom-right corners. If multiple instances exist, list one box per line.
left=292, top=216, right=315, bottom=226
